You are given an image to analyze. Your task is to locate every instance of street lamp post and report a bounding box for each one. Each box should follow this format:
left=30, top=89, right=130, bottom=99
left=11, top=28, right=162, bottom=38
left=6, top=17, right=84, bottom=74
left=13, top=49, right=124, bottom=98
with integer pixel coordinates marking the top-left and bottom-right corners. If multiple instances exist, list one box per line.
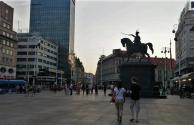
left=27, top=41, right=29, bottom=85
left=33, top=42, right=41, bottom=86
left=178, top=53, right=181, bottom=88
left=61, top=70, right=62, bottom=86
left=55, top=59, right=58, bottom=86
left=161, top=47, right=170, bottom=94
left=100, top=58, right=102, bottom=86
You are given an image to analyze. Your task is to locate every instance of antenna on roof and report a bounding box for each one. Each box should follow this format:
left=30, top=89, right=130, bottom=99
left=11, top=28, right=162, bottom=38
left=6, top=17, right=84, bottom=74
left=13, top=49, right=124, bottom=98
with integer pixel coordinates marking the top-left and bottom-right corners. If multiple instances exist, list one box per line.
left=17, top=20, right=22, bottom=33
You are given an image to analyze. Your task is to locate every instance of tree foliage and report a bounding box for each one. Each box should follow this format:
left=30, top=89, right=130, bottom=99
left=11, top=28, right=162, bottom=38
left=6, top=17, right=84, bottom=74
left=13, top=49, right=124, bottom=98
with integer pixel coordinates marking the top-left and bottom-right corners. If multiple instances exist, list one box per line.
left=75, top=57, right=84, bottom=72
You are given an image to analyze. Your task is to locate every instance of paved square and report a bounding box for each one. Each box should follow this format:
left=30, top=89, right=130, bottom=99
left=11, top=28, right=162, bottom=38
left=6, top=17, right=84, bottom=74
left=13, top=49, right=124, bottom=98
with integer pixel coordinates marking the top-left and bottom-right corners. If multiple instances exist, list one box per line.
left=0, top=91, right=194, bottom=125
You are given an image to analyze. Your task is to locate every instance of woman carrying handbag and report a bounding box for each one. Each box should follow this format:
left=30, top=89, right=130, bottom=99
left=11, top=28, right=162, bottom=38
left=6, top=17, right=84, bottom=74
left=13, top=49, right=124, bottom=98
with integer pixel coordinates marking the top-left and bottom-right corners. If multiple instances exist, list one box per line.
left=112, top=81, right=126, bottom=123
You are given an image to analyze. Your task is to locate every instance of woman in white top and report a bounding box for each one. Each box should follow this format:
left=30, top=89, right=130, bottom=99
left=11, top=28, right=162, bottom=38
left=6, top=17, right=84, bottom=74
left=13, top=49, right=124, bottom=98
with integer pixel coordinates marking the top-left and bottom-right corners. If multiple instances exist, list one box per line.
left=113, top=81, right=126, bottom=123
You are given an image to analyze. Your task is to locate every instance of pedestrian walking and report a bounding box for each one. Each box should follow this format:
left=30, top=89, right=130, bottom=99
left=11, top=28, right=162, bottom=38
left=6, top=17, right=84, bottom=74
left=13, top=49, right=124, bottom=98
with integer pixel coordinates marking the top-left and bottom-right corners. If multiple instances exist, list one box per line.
left=91, top=84, right=94, bottom=94
left=64, top=84, right=67, bottom=95
left=129, top=77, right=141, bottom=123
left=188, top=84, right=192, bottom=98
left=180, top=84, right=186, bottom=98
left=103, top=84, right=107, bottom=96
left=32, top=85, right=36, bottom=96
left=113, top=81, right=126, bottom=123
left=86, top=84, right=89, bottom=95
left=76, top=83, right=81, bottom=95
left=26, top=85, right=30, bottom=96
left=88, top=84, right=92, bottom=94
left=70, top=83, right=73, bottom=95
left=95, top=84, right=98, bottom=95
left=82, top=84, right=85, bottom=95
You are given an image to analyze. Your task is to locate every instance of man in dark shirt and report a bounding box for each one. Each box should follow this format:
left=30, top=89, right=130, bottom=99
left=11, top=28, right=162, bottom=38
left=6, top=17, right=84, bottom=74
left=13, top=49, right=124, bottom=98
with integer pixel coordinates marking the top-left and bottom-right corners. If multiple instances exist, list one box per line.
left=130, top=77, right=141, bottom=123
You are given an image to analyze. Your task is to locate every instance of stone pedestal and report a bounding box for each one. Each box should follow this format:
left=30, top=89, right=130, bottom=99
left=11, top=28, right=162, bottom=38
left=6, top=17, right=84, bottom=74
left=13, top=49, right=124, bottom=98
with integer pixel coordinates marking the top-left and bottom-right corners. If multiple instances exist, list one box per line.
left=119, top=59, right=156, bottom=97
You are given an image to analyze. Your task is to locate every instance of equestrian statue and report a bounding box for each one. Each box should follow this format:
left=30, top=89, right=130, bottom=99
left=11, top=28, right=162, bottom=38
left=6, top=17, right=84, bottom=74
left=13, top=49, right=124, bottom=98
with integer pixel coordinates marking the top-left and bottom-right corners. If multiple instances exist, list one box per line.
left=121, top=31, right=154, bottom=61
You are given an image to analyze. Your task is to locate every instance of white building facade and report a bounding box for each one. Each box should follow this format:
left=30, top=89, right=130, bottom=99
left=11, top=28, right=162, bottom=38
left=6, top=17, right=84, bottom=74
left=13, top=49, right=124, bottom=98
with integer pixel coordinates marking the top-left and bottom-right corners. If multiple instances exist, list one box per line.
left=175, top=1, right=194, bottom=76
left=16, top=33, right=58, bottom=85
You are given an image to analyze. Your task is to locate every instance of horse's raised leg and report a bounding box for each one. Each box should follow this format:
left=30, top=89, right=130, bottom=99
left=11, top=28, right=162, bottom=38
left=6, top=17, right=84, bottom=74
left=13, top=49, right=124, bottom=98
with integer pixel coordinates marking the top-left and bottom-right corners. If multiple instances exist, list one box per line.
left=145, top=53, right=150, bottom=60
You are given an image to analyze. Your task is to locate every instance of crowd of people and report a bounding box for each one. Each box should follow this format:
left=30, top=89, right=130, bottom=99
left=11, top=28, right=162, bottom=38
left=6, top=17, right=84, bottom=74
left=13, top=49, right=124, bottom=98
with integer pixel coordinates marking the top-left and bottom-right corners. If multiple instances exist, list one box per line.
left=49, top=83, right=105, bottom=96
left=15, top=82, right=108, bottom=96
left=16, top=85, right=41, bottom=96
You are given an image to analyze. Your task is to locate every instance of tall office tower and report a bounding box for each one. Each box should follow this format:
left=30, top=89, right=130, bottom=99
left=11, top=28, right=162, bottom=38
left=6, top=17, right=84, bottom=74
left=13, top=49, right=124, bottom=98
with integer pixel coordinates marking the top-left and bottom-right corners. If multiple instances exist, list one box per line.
left=30, top=0, right=75, bottom=78
left=175, top=1, right=194, bottom=76
left=0, top=1, right=17, bottom=80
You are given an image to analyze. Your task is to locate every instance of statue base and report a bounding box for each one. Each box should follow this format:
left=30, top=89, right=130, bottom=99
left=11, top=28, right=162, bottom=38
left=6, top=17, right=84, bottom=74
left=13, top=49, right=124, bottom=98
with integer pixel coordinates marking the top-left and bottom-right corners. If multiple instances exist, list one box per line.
left=119, top=59, right=156, bottom=97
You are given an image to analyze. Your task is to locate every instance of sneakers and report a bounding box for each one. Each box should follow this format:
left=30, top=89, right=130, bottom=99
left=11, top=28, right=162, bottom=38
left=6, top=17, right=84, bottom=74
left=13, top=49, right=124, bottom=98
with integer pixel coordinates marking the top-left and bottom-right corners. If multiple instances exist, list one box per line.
left=130, top=119, right=139, bottom=123
left=119, top=116, right=122, bottom=123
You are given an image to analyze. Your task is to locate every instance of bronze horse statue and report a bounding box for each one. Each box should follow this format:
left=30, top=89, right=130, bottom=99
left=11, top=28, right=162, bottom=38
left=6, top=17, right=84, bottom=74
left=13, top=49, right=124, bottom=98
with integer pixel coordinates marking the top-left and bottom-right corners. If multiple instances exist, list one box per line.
left=121, top=38, right=154, bottom=61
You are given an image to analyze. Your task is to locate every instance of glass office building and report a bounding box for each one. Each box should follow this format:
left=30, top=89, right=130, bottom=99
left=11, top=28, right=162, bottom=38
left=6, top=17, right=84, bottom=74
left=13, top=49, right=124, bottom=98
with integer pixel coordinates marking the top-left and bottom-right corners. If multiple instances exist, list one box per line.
left=30, top=0, right=75, bottom=75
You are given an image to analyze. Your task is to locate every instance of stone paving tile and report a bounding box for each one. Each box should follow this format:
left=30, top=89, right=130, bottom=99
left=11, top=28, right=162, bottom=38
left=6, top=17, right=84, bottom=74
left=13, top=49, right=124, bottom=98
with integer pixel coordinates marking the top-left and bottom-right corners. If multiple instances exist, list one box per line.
left=1, top=91, right=194, bottom=125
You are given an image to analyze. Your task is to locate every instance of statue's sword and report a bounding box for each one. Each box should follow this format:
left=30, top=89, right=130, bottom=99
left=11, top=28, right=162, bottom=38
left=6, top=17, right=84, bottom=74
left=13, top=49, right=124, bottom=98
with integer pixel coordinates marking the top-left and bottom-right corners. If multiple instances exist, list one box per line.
left=121, top=32, right=131, bottom=36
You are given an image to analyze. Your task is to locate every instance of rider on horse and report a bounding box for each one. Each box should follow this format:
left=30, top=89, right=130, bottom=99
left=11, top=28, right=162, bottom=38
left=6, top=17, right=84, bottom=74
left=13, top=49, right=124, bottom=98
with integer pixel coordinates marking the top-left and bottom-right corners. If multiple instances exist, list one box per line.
left=129, top=31, right=141, bottom=51
left=130, top=31, right=141, bottom=45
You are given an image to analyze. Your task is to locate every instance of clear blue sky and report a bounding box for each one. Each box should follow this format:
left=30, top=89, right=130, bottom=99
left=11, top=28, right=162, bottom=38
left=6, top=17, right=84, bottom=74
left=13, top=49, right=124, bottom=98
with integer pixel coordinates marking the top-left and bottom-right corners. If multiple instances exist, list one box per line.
left=4, top=0, right=187, bottom=74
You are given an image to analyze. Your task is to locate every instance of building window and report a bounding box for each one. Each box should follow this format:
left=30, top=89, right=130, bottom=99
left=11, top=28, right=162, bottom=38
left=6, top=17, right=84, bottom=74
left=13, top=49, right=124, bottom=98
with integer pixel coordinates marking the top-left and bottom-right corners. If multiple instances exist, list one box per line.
left=3, top=23, right=6, bottom=27
left=38, top=65, right=42, bottom=69
left=29, top=45, right=35, bottom=48
left=3, top=32, right=5, bottom=36
left=38, top=59, right=42, bottom=62
left=29, top=65, right=34, bottom=68
left=17, top=71, right=26, bottom=75
left=18, top=45, right=27, bottom=48
left=28, top=58, right=35, bottom=61
left=7, top=25, right=10, bottom=29
left=6, top=9, right=9, bottom=14
left=5, top=57, right=9, bottom=63
left=43, top=60, right=46, bottom=64
left=6, top=41, right=9, bottom=46
left=28, top=52, right=35, bottom=55
left=29, top=71, right=34, bottom=75
left=6, top=33, right=9, bottom=37
left=9, top=58, right=12, bottom=65
left=17, top=58, right=26, bottom=62
left=6, top=49, right=9, bottom=55
left=17, top=52, right=27, bottom=55
left=2, top=57, right=5, bottom=63
left=16, top=65, right=26, bottom=68
left=10, top=43, right=13, bottom=47
left=2, top=48, right=5, bottom=53
left=10, top=50, right=13, bottom=56
left=18, top=38, right=27, bottom=42
left=3, top=40, right=6, bottom=45
left=38, top=52, right=42, bottom=56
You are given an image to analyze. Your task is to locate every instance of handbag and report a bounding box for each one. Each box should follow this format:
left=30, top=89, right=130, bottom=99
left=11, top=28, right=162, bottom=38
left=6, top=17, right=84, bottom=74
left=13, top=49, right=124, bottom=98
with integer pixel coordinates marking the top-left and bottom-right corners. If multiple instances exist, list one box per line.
left=110, top=95, right=115, bottom=103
